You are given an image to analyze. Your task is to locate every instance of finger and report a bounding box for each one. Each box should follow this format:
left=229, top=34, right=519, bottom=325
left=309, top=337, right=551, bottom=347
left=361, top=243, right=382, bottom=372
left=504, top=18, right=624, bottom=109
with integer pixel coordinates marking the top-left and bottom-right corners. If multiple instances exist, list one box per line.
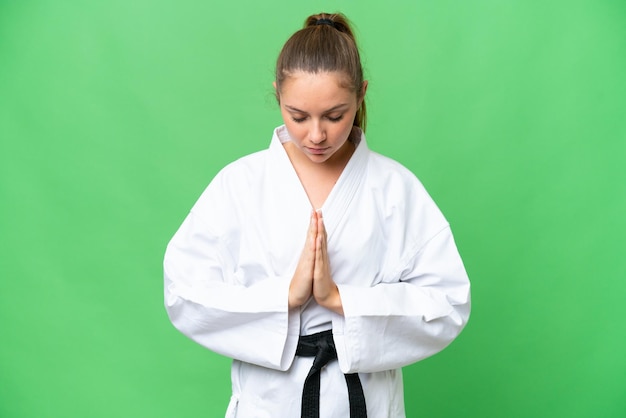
left=315, top=231, right=324, bottom=266
left=315, top=230, right=329, bottom=281
left=315, top=212, right=322, bottom=243
left=317, top=215, right=327, bottom=257
left=308, top=210, right=318, bottom=249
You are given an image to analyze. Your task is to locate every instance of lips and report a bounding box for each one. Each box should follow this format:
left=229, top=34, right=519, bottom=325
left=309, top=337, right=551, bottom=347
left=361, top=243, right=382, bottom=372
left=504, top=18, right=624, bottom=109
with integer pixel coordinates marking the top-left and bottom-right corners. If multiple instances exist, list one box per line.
left=306, top=147, right=329, bottom=155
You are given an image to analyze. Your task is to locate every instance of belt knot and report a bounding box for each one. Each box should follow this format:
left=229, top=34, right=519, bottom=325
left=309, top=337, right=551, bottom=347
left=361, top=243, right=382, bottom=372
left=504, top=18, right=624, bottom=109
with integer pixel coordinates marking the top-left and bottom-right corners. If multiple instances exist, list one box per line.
left=296, top=330, right=367, bottom=418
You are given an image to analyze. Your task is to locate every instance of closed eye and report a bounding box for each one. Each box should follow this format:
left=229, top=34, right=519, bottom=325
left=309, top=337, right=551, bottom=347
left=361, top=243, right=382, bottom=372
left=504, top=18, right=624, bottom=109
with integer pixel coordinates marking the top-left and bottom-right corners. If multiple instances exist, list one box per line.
left=285, top=104, right=349, bottom=124
left=327, top=115, right=344, bottom=122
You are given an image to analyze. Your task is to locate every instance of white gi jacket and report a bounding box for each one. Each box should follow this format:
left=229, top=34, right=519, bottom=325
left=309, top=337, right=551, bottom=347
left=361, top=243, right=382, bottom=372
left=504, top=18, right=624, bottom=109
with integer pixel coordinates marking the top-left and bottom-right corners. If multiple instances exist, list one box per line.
left=164, top=125, right=471, bottom=418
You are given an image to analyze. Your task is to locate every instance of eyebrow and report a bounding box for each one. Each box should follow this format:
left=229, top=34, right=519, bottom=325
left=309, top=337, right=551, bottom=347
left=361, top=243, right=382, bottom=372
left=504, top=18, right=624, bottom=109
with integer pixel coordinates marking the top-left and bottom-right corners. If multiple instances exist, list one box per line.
left=284, top=103, right=349, bottom=114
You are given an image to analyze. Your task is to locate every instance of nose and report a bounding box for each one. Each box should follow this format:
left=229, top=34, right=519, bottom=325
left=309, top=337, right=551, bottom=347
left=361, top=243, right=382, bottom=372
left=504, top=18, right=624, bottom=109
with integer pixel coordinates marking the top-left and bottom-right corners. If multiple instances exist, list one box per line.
left=309, top=121, right=326, bottom=144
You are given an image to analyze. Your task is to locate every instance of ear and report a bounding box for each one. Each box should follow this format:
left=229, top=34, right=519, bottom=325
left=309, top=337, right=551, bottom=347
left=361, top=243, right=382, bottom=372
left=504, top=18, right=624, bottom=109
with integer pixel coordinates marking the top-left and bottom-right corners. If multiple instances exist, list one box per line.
left=273, top=81, right=280, bottom=103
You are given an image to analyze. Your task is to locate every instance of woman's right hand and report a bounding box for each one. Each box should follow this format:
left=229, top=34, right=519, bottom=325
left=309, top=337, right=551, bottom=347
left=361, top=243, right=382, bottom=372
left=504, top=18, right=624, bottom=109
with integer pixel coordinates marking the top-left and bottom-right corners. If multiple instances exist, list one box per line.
left=288, top=211, right=317, bottom=309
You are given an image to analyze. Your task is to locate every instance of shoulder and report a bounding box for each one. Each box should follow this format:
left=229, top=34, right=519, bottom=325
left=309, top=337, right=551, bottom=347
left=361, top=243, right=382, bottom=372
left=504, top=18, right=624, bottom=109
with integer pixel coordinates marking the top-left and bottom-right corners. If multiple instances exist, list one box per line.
left=366, top=150, right=429, bottom=196
left=201, top=146, right=275, bottom=198
left=365, top=150, right=449, bottom=245
left=190, top=149, right=268, bottom=219
left=212, top=125, right=285, bottom=185
left=215, top=149, right=268, bottom=186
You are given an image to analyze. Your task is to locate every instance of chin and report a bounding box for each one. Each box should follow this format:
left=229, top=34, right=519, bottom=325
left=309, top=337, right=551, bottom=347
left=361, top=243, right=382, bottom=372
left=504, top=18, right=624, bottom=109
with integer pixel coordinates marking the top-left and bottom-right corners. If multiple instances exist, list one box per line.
left=307, top=154, right=331, bottom=163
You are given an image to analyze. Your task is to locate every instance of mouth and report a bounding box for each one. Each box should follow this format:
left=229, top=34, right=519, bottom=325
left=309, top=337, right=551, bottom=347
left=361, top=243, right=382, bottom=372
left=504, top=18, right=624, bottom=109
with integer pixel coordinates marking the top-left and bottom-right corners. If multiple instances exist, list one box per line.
left=306, top=147, right=330, bottom=155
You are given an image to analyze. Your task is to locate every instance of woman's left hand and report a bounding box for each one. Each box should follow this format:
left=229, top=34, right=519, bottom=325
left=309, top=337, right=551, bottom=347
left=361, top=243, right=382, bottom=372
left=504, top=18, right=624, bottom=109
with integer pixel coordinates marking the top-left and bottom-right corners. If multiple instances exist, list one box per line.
left=312, top=211, right=344, bottom=315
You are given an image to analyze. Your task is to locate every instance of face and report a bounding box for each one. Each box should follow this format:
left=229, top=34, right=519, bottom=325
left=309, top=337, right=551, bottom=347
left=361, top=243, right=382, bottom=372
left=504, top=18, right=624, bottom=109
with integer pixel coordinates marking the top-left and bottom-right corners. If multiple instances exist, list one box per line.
left=275, top=71, right=366, bottom=164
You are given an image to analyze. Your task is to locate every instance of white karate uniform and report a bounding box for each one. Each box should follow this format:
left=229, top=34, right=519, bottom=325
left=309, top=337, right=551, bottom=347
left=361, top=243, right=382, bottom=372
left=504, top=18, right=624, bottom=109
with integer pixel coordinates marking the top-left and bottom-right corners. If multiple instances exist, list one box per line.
left=164, top=125, right=471, bottom=418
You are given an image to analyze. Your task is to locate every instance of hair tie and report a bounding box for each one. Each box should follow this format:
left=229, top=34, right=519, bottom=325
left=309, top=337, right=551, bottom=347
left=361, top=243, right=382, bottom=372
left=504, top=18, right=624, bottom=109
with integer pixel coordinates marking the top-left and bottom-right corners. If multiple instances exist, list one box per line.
left=315, top=18, right=335, bottom=28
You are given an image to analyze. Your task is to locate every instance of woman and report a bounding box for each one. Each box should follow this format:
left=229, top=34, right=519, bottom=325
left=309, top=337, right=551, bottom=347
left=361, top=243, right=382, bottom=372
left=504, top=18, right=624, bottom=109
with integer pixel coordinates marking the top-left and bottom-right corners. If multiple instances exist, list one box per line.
left=164, top=12, right=470, bottom=418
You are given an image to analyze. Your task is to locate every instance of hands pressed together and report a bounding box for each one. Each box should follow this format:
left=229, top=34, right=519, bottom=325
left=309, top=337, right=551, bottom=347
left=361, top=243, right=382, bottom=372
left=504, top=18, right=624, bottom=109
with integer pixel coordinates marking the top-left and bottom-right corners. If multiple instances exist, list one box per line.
left=289, top=210, right=343, bottom=315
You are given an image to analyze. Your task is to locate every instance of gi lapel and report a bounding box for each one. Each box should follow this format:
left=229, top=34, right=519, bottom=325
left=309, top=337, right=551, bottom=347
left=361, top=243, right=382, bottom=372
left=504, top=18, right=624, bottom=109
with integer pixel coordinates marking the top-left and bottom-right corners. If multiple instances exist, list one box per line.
left=268, top=125, right=369, bottom=243
left=265, top=127, right=314, bottom=271
left=319, top=130, right=369, bottom=243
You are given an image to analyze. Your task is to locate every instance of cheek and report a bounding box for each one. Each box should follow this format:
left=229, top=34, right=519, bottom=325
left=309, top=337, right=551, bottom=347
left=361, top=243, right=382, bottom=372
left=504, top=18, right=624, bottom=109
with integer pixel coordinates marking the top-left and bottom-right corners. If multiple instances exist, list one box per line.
left=283, top=120, right=306, bottom=144
left=333, top=119, right=355, bottom=140
left=280, top=112, right=299, bottom=135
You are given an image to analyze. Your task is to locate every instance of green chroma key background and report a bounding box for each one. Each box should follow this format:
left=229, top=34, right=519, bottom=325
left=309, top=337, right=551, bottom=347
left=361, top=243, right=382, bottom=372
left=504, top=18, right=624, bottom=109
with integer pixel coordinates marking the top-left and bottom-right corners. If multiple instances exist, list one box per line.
left=1, top=0, right=625, bottom=417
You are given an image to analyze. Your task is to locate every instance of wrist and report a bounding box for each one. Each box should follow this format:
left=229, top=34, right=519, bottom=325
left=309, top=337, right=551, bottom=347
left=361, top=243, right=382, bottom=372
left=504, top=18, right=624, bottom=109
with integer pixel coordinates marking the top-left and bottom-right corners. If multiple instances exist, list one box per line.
left=317, top=286, right=344, bottom=315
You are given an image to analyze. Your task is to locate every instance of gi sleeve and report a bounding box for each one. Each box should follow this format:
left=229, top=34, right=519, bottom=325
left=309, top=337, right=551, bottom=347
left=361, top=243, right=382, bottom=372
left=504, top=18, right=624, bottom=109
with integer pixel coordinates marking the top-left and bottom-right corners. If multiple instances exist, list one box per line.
left=332, top=225, right=471, bottom=374
left=163, top=173, right=300, bottom=371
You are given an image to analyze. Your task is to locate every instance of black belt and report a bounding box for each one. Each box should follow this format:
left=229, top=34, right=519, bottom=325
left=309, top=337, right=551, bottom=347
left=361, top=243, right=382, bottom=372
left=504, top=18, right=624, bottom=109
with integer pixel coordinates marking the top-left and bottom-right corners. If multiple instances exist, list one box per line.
left=296, top=330, right=367, bottom=418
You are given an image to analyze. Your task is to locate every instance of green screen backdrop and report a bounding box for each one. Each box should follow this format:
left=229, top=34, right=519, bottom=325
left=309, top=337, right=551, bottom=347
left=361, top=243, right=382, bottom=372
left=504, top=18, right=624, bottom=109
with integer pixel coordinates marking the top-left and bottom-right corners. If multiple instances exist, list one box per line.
left=1, top=1, right=625, bottom=417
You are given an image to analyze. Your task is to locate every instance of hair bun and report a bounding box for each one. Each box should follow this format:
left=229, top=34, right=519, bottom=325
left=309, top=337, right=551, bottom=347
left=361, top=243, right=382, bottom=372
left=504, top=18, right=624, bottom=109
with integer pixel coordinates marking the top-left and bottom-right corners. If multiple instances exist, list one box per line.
left=315, top=18, right=336, bottom=28
left=305, top=13, right=351, bottom=36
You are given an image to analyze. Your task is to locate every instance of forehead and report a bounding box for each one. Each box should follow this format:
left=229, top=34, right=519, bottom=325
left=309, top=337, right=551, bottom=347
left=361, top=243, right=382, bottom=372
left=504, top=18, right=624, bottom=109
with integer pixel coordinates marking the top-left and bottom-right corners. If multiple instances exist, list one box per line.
left=279, top=71, right=356, bottom=109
